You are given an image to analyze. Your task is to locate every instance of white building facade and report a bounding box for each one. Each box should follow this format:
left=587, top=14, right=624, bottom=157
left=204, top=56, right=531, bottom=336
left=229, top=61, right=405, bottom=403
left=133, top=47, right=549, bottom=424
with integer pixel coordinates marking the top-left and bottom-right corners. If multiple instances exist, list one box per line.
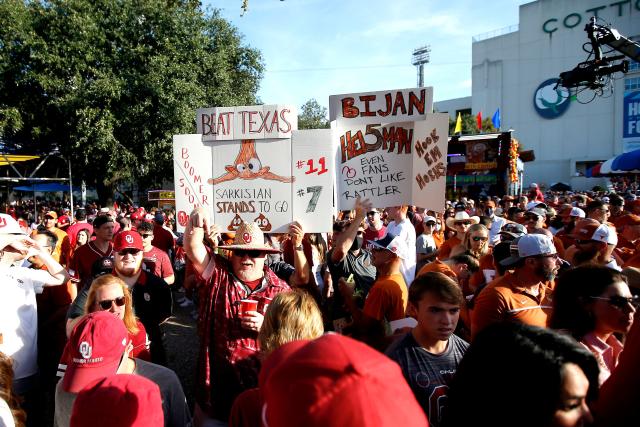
left=440, top=0, right=640, bottom=191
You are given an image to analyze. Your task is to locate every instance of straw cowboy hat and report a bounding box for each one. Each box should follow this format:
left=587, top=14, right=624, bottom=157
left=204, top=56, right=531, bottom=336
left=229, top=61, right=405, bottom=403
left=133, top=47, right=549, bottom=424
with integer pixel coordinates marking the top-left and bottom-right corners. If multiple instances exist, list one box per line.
left=218, top=221, right=281, bottom=253
left=445, top=211, right=480, bottom=229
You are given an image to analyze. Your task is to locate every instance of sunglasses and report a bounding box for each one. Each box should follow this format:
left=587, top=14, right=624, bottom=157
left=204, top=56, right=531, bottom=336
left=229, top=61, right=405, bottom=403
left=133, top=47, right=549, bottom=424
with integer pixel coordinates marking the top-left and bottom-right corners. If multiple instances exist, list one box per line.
left=533, top=253, right=559, bottom=260
left=590, top=295, right=639, bottom=309
left=575, top=239, right=594, bottom=245
left=118, top=249, right=141, bottom=256
left=233, top=249, right=266, bottom=258
left=455, top=221, right=471, bottom=226
left=98, top=296, right=126, bottom=310
left=425, top=222, right=436, bottom=227
left=472, top=236, right=488, bottom=242
left=139, top=234, right=153, bottom=239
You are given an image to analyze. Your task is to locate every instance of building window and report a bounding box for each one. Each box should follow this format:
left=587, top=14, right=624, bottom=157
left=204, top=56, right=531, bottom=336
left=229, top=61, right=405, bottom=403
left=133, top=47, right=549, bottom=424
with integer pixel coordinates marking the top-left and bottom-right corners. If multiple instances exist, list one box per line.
left=625, top=77, right=640, bottom=91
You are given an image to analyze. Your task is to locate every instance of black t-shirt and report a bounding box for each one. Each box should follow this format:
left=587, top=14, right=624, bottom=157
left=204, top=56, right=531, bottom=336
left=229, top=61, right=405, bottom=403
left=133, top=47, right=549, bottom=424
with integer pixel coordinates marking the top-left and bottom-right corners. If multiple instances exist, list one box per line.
left=135, top=358, right=193, bottom=427
left=386, top=332, right=469, bottom=427
left=326, top=248, right=376, bottom=320
left=67, top=271, right=172, bottom=337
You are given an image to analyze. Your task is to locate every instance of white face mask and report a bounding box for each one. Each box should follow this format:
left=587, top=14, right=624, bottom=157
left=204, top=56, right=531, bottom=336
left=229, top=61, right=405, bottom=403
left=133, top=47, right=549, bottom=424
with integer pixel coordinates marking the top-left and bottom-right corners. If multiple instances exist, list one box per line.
left=436, top=224, right=442, bottom=231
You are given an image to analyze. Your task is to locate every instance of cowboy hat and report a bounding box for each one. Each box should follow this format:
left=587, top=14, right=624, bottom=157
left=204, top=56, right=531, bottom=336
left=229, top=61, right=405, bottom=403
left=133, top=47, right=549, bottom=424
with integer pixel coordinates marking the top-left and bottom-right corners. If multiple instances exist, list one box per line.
left=217, top=221, right=281, bottom=253
left=445, top=211, right=480, bottom=229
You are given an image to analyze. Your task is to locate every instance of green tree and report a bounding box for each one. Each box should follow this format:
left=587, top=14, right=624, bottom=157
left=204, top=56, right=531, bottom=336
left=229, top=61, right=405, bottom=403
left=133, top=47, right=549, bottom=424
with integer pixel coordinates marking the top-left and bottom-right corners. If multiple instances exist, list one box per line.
left=0, top=0, right=263, bottom=203
left=297, top=99, right=330, bottom=130
left=448, top=113, right=497, bottom=135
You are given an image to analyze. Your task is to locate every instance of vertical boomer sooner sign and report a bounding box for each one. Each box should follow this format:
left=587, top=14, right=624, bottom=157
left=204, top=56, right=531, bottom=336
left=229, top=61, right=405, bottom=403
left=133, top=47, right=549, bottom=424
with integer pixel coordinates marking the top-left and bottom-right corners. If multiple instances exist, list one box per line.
left=173, top=105, right=334, bottom=233
left=329, top=87, right=448, bottom=211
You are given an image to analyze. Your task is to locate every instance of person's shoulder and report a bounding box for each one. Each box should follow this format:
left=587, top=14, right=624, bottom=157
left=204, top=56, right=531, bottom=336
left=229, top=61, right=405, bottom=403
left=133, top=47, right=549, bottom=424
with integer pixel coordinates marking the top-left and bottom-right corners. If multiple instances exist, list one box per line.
left=385, top=332, right=416, bottom=357
left=450, top=334, right=470, bottom=352
left=135, top=358, right=180, bottom=383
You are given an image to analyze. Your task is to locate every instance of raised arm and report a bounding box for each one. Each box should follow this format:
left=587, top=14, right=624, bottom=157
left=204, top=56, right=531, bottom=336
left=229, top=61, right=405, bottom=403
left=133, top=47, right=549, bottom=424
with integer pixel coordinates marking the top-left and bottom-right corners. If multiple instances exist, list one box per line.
left=183, top=207, right=215, bottom=276
left=330, top=197, right=372, bottom=263
left=288, top=221, right=310, bottom=287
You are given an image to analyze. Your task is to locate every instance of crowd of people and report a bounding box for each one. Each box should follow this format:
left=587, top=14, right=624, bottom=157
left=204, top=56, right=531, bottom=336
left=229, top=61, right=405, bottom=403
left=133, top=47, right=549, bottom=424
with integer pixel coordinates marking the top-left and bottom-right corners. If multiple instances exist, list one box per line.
left=1, top=183, right=640, bottom=426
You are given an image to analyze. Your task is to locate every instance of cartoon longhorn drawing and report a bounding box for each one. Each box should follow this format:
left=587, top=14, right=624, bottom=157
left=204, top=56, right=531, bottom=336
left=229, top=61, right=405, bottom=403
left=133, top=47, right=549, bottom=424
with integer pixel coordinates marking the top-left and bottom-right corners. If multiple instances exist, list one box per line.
left=208, top=140, right=295, bottom=185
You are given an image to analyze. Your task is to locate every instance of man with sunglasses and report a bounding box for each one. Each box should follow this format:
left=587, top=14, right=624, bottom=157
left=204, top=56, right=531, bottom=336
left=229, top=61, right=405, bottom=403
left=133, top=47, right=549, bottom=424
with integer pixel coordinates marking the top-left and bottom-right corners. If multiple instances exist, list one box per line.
left=566, top=219, right=621, bottom=270
left=138, top=221, right=175, bottom=285
left=471, top=234, right=560, bottom=340
left=184, top=207, right=300, bottom=424
left=363, top=208, right=386, bottom=247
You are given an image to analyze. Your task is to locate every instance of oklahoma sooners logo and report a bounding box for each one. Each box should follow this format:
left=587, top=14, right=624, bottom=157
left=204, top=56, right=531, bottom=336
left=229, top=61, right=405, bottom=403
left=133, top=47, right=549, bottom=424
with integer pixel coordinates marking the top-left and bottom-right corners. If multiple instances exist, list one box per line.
left=125, top=234, right=134, bottom=244
left=242, top=232, right=252, bottom=243
left=79, top=341, right=92, bottom=359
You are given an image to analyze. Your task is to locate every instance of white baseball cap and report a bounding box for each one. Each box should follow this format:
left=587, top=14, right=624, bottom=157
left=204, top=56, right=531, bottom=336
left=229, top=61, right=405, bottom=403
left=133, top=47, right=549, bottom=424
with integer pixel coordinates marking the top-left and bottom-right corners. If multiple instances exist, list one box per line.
left=369, top=232, right=410, bottom=260
left=500, top=234, right=556, bottom=267
left=0, top=214, right=26, bottom=235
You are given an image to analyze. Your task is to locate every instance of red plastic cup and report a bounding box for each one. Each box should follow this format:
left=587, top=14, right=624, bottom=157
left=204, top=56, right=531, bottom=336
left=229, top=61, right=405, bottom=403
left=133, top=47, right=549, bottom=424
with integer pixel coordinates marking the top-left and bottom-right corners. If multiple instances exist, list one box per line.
left=240, top=299, right=259, bottom=315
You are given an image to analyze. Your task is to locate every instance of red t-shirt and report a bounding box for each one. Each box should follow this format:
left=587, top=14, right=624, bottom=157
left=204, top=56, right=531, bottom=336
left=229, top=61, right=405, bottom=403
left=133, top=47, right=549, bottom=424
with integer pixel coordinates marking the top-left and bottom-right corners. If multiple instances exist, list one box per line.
left=68, top=241, right=114, bottom=284
left=363, top=225, right=387, bottom=247
left=151, top=223, right=175, bottom=255
left=143, top=246, right=174, bottom=280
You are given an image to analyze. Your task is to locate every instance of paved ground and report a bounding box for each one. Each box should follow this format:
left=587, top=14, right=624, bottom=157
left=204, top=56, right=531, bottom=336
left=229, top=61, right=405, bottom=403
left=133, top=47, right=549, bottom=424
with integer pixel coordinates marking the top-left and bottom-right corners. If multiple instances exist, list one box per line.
left=163, top=290, right=199, bottom=410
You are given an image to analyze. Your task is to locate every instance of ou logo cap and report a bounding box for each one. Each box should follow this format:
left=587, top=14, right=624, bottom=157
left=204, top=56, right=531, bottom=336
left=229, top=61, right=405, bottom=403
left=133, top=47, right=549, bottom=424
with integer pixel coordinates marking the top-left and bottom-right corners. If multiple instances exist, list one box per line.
left=125, top=234, right=134, bottom=244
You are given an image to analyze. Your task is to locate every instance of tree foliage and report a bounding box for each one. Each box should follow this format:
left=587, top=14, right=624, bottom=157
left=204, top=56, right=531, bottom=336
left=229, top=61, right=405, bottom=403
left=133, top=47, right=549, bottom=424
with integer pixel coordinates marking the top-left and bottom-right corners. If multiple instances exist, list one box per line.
left=297, top=99, right=330, bottom=130
left=0, top=0, right=263, bottom=202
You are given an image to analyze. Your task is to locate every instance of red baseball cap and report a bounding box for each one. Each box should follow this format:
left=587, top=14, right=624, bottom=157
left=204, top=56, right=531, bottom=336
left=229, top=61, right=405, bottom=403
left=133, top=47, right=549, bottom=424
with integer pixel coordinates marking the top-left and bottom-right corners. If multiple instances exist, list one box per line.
left=62, top=311, right=129, bottom=393
left=260, top=334, right=428, bottom=427
left=113, top=231, right=143, bottom=252
left=70, top=374, right=163, bottom=427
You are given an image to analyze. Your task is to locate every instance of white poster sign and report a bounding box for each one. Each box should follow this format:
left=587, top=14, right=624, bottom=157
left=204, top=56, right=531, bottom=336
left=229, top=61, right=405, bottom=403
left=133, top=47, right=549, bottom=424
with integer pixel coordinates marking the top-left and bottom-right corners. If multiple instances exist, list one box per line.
left=173, top=105, right=333, bottom=233
left=329, top=87, right=433, bottom=124
left=291, top=129, right=335, bottom=232
left=172, top=134, right=214, bottom=233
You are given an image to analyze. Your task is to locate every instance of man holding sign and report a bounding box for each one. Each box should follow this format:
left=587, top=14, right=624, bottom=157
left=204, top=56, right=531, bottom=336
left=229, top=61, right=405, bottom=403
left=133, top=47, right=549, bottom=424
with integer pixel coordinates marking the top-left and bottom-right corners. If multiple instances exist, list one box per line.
left=184, top=206, right=308, bottom=424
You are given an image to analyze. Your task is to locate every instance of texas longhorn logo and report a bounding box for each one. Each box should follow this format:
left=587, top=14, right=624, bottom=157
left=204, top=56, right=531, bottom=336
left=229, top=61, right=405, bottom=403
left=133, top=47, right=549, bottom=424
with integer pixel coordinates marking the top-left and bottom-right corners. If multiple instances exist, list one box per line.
left=209, top=140, right=294, bottom=185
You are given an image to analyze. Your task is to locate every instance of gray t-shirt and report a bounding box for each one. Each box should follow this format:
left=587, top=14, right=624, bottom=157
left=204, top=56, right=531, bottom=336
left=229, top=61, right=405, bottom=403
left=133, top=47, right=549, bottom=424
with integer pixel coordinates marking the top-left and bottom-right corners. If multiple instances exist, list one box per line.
left=386, top=332, right=469, bottom=427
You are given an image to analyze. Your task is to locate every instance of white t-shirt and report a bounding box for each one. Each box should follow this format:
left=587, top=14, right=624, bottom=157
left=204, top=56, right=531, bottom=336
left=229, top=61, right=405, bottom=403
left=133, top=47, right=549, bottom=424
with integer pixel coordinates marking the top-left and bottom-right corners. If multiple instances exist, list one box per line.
left=488, top=215, right=507, bottom=246
left=387, top=218, right=417, bottom=286
left=0, top=266, right=51, bottom=380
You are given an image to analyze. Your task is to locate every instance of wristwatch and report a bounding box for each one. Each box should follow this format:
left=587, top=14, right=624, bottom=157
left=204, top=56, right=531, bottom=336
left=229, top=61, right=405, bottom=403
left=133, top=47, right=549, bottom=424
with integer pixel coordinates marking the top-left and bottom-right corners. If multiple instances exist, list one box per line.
left=294, top=245, right=304, bottom=251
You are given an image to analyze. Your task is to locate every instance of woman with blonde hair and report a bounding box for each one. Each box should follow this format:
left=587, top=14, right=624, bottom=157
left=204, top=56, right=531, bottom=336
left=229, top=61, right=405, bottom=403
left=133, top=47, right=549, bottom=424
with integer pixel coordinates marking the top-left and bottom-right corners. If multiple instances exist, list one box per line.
left=229, top=289, right=324, bottom=426
left=0, top=352, right=26, bottom=427
left=258, top=289, right=325, bottom=357
left=452, top=224, right=492, bottom=295
left=83, top=274, right=150, bottom=360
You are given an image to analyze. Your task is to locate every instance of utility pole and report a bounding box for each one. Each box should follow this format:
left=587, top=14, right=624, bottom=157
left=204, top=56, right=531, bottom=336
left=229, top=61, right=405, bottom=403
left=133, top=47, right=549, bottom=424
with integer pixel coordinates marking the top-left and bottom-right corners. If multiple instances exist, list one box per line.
left=412, top=45, right=431, bottom=87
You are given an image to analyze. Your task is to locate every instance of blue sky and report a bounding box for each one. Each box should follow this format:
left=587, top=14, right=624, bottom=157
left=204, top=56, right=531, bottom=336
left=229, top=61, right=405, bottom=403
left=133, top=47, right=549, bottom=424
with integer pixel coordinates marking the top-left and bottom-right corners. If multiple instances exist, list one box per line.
left=210, top=0, right=530, bottom=111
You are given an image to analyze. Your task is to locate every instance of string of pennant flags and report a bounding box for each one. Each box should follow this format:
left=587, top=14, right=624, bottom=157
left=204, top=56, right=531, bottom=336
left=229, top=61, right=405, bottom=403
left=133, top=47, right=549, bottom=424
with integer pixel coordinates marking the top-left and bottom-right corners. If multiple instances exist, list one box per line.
left=453, top=108, right=501, bottom=134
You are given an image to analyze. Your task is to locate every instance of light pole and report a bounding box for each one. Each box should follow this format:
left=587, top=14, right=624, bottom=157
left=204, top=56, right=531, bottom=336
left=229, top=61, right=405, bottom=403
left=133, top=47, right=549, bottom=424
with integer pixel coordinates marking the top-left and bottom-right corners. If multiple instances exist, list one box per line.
left=412, top=45, right=431, bottom=87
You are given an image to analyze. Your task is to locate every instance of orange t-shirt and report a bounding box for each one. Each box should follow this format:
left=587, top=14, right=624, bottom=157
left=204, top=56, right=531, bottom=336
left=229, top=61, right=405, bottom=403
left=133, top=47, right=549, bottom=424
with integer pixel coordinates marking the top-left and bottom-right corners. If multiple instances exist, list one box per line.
left=362, top=273, right=408, bottom=322
left=552, top=235, right=566, bottom=260
left=468, top=251, right=495, bottom=294
left=471, top=272, right=554, bottom=340
left=438, top=236, right=462, bottom=260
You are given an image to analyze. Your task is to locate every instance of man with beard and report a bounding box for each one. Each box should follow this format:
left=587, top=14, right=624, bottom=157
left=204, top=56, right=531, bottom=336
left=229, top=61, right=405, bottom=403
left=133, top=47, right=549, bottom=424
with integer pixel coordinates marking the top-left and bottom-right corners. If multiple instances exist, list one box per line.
left=566, top=219, right=619, bottom=269
left=183, top=208, right=303, bottom=425
left=66, top=230, right=172, bottom=364
left=471, top=234, right=559, bottom=340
